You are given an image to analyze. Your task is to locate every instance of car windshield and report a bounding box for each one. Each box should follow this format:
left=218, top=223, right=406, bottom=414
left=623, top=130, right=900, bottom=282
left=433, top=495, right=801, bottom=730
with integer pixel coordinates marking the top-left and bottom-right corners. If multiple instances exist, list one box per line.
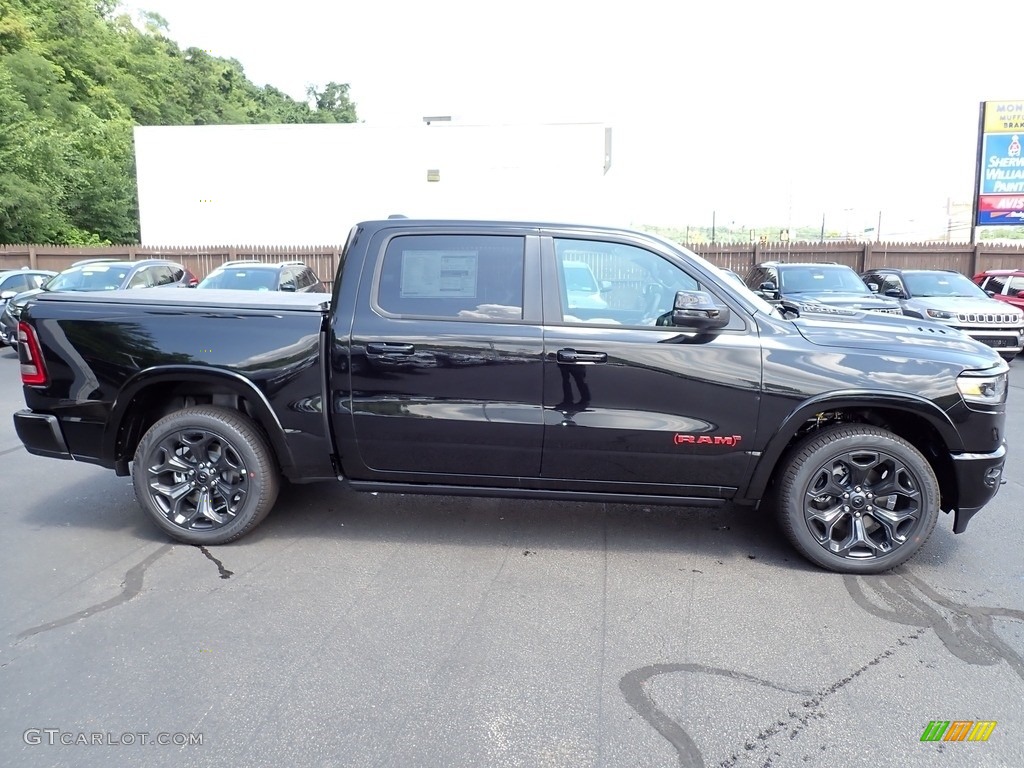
left=780, top=266, right=871, bottom=295
left=199, top=268, right=278, bottom=290
left=44, top=265, right=130, bottom=291
left=904, top=272, right=987, bottom=298
left=711, top=265, right=780, bottom=316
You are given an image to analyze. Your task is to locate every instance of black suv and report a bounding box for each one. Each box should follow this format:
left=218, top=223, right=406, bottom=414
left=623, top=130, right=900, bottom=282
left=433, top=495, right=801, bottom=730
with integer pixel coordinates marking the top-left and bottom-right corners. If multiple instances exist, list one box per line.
left=197, top=261, right=326, bottom=292
left=745, top=261, right=903, bottom=317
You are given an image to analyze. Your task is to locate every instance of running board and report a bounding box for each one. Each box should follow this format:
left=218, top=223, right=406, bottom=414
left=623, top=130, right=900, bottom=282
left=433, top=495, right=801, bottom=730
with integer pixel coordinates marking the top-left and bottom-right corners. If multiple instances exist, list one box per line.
left=347, top=481, right=728, bottom=507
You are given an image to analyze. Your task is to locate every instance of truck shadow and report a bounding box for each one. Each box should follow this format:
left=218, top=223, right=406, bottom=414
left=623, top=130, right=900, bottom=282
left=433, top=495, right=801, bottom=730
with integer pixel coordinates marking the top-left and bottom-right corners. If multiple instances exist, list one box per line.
left=20, top=471, right=964, bottom=570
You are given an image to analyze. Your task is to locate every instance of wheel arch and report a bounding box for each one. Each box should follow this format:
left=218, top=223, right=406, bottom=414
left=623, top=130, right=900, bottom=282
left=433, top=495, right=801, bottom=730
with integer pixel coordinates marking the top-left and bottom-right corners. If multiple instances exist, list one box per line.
left=741, top=391, right=962, bottom=511
left=104, top=366, right=293, bottom=476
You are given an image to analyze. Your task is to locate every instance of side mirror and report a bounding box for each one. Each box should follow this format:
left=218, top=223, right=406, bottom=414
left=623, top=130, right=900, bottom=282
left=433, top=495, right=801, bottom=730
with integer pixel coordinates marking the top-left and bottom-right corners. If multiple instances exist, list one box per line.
left=883, top=288, right=903, bottom=299
left=599, top=280, right=613, bottom=293
left=0, top=290, right=15, bottom=300
left=867, top=283, right=879, bottom=293
left=670, top=290, right=730, bottom=330
left=757, top=281, right=779, bottom=299
left=280, top=282, right=297, bottom=292
left=985, top=289, right=996, bottom=298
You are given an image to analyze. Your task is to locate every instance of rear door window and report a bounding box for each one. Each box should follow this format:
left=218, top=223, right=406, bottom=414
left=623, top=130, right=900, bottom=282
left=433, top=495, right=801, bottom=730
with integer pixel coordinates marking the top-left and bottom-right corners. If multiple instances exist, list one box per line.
left=375, top=234, right=525, bottom=320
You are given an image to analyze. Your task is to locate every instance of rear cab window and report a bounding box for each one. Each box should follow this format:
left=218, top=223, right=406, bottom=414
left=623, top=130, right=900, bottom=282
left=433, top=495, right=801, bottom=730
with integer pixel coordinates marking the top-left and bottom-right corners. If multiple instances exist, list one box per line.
left=374, top=234, right=526, bottom=321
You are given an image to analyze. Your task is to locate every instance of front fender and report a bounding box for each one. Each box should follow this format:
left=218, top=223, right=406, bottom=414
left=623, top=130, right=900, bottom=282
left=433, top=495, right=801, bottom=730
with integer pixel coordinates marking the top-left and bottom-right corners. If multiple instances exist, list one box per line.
left=739, top=390, right=961, bottom=503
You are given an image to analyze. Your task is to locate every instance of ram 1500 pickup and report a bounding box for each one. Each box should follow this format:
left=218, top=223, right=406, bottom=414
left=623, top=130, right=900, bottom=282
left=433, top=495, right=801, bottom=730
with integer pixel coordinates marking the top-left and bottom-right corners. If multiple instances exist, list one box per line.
left=12, top=219, right=1009, bottom=573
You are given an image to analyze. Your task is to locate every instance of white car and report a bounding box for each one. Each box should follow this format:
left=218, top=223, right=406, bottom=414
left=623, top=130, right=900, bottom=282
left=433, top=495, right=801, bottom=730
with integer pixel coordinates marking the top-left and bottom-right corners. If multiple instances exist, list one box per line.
left=563, top=260, right=610, bottom=309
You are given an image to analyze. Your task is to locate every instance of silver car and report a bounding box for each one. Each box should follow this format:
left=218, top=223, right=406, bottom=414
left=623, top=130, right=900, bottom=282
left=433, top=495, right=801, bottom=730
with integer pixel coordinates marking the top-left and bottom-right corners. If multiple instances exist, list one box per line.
left=861, top=268, right=1024, bottom=361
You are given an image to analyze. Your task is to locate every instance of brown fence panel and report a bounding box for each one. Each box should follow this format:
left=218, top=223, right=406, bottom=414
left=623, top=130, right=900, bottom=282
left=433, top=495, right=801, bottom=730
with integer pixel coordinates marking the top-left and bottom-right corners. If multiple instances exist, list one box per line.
left=4, top=239, right=1024, bottom=290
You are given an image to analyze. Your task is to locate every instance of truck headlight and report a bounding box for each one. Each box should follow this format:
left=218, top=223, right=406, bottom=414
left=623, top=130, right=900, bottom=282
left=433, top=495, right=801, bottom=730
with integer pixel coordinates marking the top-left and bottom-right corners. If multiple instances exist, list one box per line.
left=926, top=308, right=955, bottom=320
left=956, top=371, right=1008, bottom=405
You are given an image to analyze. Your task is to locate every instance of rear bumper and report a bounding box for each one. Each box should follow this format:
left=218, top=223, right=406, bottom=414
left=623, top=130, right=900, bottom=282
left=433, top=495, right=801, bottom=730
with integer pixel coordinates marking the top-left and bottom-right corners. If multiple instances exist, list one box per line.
left=951, top=443, right=1006, bottom=533
left=13, top=410, right=72, bottom=460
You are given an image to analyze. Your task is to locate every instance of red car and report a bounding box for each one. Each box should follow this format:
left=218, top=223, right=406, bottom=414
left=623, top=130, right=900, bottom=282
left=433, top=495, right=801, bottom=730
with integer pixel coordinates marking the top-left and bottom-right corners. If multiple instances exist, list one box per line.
left=972, top=269, right=1024, bottom=310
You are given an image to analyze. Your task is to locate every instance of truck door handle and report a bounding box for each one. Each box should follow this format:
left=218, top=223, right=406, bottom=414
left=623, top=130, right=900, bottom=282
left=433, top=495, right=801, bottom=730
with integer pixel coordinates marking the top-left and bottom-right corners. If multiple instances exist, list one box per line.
left=556, top=348, right=607, bottom=364
left=367, top=342, right=415, bottom=355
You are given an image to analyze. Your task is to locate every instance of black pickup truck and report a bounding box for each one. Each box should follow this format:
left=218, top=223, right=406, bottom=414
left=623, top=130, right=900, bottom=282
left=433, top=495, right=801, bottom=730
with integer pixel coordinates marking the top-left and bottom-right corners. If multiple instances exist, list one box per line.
left=12, top=219, right=1010, bottom=573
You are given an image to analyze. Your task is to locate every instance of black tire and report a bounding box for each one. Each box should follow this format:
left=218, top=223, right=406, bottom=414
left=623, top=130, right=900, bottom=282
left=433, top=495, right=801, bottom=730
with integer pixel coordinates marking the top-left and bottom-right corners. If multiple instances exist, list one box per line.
left=776, top=424, right=939, bottom=574
left=132, top=405, right=280, bottom=544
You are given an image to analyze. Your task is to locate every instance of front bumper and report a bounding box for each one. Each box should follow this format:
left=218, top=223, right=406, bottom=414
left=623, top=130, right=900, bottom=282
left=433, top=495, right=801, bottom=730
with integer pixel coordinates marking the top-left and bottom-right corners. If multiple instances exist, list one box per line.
left=950, top=443, right=1006, bottom=532
left=13, top=410, right=72, bottom=460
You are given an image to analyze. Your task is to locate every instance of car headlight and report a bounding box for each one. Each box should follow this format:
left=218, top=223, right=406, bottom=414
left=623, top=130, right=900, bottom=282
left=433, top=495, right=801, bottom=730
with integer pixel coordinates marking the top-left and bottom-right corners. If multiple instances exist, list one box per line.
left=956, top=371, right=1008, bottom=405
left=925, top=308, right=956, bottom=320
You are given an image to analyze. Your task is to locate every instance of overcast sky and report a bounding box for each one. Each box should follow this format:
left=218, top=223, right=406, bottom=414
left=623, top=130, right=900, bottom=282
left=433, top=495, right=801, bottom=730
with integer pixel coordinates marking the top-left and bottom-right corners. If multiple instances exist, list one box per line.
left=123, top=0, right=1020, bottom=235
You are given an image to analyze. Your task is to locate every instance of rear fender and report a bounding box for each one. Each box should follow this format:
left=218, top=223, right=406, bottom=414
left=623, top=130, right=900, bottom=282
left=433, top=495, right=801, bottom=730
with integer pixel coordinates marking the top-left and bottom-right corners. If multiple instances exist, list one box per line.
left=105, top=366, right=292, bottom=474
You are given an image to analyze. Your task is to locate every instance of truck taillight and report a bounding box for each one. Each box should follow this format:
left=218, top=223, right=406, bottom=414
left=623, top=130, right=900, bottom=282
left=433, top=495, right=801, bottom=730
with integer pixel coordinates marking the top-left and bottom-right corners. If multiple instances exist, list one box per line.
left=18, top=322, right=48, bottom=386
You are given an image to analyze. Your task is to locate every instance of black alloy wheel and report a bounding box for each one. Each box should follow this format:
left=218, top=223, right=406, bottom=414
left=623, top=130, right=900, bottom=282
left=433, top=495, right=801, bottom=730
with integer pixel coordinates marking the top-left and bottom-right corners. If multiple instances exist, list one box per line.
left=776, top=424, right=939, bottom=574
left=132, top=406, right=279, bottom=544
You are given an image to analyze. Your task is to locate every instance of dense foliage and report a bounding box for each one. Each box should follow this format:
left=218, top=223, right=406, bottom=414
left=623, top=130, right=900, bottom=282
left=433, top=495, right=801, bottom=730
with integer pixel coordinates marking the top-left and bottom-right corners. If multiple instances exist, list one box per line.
left=0, top=0, right=357, bottom=244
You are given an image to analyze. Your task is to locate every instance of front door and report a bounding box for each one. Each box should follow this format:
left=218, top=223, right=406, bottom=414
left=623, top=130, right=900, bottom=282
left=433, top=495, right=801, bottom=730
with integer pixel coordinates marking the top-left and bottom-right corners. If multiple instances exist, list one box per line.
left=539, top=235, right=763, bottom=497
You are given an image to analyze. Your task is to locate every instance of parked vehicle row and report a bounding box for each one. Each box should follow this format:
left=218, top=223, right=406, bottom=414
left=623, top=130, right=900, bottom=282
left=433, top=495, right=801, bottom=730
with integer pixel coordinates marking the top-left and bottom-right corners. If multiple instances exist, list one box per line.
left=743, top=262, right=1024, bottom=361
left=0, top=259, right=326, bottom=347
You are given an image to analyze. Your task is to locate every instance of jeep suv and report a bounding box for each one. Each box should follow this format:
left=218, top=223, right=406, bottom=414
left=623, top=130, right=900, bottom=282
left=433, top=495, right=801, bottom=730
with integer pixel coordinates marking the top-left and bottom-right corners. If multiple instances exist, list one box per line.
left=862, top=268, right=1024, bottom=360
left=972, top=269, right=1024, bottom=311
left=745, top=262, right=903, bottom=317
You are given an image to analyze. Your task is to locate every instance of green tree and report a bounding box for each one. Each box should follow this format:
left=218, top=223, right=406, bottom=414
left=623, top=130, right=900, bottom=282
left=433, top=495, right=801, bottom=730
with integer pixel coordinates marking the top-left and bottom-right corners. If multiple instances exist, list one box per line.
left=0, top=0, right=358, bottom=245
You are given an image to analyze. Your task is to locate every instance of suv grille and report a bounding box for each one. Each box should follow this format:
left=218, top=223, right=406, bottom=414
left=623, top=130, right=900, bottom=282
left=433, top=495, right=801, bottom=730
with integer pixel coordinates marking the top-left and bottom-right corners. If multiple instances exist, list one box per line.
left=956, top=312, right=1020, bottom=324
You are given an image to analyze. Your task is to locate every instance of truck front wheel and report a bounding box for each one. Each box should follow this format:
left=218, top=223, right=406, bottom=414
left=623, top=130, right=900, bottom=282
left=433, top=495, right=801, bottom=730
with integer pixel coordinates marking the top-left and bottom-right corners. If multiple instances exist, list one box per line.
left=776, top=424, right=939, bottom=574
left=131, top=406, right=280, bottom=544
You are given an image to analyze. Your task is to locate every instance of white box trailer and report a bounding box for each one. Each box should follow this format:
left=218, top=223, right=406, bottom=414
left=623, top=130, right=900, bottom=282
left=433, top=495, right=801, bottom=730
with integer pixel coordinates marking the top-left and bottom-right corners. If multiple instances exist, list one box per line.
left=133, top=123, right=614, bottom=246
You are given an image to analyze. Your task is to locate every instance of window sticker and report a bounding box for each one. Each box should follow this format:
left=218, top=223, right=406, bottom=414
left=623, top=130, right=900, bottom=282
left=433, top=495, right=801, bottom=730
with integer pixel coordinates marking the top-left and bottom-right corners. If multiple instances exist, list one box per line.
left=400, top=251, right=478, bottom=299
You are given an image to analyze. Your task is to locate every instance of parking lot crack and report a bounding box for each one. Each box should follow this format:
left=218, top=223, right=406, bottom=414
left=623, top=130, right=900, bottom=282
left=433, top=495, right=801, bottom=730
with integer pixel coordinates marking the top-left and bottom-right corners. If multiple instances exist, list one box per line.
left=196, top=545, right=234, bottom=579
left=621, top=634, right=925, bottom=768
left=845, top=570, right=1024, bottom=680
left=15, top=544, right=172, bottom=640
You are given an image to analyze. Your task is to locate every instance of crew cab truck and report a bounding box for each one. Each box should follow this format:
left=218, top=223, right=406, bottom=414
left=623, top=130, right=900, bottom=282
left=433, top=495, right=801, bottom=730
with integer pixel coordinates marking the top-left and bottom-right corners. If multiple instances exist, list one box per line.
left=12, top=220, right=1010, bottom=574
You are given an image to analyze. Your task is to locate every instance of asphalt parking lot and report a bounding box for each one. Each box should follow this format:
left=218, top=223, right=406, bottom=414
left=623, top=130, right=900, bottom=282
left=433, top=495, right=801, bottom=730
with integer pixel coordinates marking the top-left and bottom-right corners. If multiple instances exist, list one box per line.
left=1, top=344, right=1022, bottom=768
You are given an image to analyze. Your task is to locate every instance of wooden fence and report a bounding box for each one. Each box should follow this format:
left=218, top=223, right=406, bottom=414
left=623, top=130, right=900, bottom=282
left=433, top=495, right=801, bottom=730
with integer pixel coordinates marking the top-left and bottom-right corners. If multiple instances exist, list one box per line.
left=3, top=240, right=1024, bottom=288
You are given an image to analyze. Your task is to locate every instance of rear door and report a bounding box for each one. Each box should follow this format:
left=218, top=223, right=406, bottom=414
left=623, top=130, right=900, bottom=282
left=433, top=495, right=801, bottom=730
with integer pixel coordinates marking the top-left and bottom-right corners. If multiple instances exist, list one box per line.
left=337, top=226, right=545, bottom=482
left=538, top=232, right=762, bottom=497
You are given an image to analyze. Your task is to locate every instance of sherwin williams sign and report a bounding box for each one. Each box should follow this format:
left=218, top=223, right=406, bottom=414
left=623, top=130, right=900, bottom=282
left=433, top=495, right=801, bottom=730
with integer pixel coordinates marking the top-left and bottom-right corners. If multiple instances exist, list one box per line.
left=977, top=101, right=1024, bottom=225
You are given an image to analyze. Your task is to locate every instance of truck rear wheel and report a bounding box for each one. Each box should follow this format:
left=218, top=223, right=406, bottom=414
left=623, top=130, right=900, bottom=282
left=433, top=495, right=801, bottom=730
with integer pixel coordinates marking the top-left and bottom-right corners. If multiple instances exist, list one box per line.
left=132, top=406, right=280, bottom=544
left=776, top=424, right=939, bottom=574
